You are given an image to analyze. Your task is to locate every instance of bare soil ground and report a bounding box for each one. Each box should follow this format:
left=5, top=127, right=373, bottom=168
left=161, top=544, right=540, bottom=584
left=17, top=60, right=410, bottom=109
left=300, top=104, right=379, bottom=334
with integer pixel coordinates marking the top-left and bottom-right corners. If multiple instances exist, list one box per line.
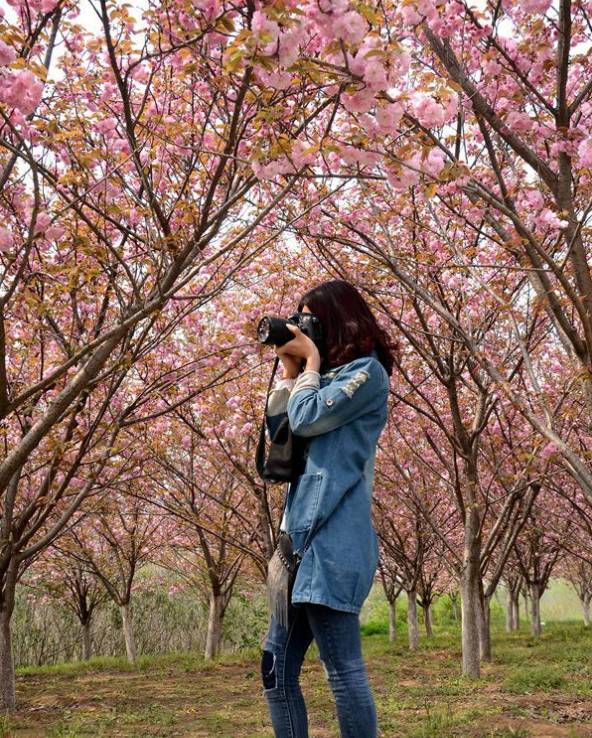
left=3, top=622, right=592, bottom=737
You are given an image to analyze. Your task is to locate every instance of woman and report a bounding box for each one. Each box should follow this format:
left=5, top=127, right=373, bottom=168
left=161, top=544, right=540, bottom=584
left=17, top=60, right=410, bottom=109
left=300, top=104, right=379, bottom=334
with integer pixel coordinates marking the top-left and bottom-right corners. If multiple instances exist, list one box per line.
left=260, top=279, right=395, bottom=738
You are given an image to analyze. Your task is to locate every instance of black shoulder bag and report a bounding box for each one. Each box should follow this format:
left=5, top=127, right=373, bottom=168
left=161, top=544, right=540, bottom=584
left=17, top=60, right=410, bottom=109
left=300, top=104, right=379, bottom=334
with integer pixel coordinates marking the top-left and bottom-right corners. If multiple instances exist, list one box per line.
left=256, top=357, right=309, bottom=627
left=255, top=357, right=309, bottom=483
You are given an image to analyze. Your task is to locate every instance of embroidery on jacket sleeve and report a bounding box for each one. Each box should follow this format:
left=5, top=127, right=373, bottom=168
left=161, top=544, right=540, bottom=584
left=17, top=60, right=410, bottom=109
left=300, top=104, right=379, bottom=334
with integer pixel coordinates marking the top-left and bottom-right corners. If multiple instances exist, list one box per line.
left=340, top=369, right=370, bottom=398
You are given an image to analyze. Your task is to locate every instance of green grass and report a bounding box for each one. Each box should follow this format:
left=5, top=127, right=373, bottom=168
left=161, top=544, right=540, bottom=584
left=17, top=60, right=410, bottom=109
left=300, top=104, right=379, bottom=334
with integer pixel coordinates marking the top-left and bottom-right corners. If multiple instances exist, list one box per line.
left=4, top=620, right=592, bottom=737
left=504, top=665, right=567, bottom=693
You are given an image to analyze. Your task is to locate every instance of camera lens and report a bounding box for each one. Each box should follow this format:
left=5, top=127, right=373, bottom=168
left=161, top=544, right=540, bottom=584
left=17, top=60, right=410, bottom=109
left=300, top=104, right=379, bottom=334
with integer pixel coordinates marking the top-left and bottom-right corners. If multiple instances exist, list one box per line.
left=257, top=317, right=272, bottom=343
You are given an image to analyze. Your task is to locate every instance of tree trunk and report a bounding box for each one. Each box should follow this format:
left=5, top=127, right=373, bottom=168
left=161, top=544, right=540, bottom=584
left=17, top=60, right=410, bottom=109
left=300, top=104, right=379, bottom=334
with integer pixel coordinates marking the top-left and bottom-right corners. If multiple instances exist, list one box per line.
left=460, top=506, right=481, bottom=678
left=82, top=620, right=92, bottom=660
left=505, top=587, right=514, bottom=633
left=583, top=596, right=591, bottom=627
left=120, top=602, right=137, bottom=663
left=512, top=589, right=520, bottom=630
left=522, top=588, right=530, bottom=623
left=388, top=597, right=397, bottom=642
left=0, top=576, right=16, bottom=710
left=407, top=590, right=419, bottom=651
left=205, top=590, right=224, bottom=659
left=530, top=583, right=542, bottom=637
left=423, top=603, right=433, bottom=637
left=478, top=594, right=491, bottom=662
left=0, top=605, right=15, bottom=710
left=0, top=566, right=17, bottom=710
left=449, top=591, right=460, bottom=622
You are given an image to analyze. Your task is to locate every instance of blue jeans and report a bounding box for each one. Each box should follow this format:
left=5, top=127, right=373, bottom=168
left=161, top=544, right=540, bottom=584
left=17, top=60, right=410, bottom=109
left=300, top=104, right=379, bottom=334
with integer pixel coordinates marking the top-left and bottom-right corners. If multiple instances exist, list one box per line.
left=260, top=601, right=377, bottom=738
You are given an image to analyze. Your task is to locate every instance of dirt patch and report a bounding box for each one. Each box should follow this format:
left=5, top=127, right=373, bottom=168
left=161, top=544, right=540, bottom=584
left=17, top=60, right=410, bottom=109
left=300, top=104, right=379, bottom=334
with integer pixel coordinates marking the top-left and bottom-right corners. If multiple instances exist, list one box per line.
left=8, top=626, right=592, bottom=737
left=494, top=718, right=592, bottom=737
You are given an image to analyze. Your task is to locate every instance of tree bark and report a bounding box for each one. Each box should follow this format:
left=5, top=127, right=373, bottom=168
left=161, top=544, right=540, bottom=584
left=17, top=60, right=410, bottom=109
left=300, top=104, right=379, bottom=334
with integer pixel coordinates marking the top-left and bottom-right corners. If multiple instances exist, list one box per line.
left=449, top=591, right=460, bottom=622
left=205, top=590, right=224, bottom=659
left=512, top=590, right=520, bottom=630
left=0, top=564, right=18, bottom=710
left=120, top=602, right=137, bottom=663
left=423, top=603, right=433, bottom=637
left=460, top=506, right=482, bottom=678
left=522, top=588, right=530, bottom=623
left=82, top=620, right=92, bottom=660
left=530, top=584, right=542, bottom=637
left=407, top=589, right=419, bottom=651
left=0, top=605, right=15, bottom=710
left=506, top=587, right=514, bottom=633
left=478, top=595, right=492, bottom=662
left=388, top=598, right=397, bottom=642
left=583, top=596, right=591, bottom=627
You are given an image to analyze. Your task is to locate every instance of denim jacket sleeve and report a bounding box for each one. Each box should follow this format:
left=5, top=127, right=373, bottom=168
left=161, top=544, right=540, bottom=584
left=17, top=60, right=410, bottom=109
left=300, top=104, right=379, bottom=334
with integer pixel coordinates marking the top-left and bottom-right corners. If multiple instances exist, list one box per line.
left=287, top=355, right=387, bottom=437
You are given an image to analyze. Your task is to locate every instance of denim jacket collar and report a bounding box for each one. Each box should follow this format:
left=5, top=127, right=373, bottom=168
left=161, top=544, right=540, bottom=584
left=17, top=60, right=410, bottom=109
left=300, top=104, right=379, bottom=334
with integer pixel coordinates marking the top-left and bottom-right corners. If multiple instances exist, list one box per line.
left=321, top=348, right=379, bottom=378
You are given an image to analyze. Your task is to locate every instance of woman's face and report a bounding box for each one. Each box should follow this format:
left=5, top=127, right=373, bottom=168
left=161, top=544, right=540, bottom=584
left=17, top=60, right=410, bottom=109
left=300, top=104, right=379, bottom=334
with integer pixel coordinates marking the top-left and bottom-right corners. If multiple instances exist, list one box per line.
left=301, top=304, right=311, bottom=314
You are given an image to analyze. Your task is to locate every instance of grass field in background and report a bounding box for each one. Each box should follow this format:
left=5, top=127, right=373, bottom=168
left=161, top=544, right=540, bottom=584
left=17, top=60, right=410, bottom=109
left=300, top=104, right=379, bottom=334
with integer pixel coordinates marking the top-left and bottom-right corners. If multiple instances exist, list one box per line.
left=4, top=612, right=592, bottom=736
left=359, top=578, right=584, bottom=632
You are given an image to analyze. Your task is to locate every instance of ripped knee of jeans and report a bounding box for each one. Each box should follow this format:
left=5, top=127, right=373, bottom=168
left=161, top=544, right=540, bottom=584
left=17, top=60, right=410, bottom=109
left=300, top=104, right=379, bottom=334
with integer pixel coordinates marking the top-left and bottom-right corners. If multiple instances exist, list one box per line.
left=261, top=649, right=277, bottom=690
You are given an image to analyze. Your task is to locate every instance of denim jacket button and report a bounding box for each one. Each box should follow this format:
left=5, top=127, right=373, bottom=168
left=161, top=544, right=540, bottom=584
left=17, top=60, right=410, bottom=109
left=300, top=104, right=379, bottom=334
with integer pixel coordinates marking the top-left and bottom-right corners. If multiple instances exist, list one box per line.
left=325, top=398, right=334, bottom=406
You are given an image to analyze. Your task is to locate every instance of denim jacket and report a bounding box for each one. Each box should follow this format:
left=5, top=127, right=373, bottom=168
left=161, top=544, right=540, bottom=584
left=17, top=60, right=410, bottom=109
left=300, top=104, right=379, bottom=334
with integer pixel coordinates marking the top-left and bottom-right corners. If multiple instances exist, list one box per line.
left=266, top=350, right=389, bottom=614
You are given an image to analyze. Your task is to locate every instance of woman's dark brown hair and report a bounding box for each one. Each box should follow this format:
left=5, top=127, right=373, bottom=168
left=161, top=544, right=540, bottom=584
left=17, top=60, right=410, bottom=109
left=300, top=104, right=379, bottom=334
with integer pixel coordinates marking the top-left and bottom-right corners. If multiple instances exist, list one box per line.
left=298, top=280, right=396, bottom=376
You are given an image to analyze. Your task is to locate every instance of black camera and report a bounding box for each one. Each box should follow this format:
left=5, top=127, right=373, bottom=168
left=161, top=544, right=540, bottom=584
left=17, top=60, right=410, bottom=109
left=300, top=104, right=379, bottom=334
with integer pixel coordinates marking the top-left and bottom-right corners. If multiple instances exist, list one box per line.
left=257, top=312, right=324, bottom=349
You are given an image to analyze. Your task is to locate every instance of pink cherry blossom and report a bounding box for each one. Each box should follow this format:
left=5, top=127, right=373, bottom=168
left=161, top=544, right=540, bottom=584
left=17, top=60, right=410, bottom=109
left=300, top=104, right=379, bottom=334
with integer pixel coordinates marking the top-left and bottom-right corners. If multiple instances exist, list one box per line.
left=252, top=10, right=279, bottom=42
left=389, top=50, right=411, bottom=81
left=521, top=189, right=545, bottom=211
left=0, top=40, right=16, bottom=66
left=255, top=68, right=292, bottom=90
left=333, top=11, right=366, bottom=44
left=342, top=88, right=375, bottom=114
left=45, top=225, right=65, bottom=241
left=484, top=59, right=502, bottom=76
left=179, top=11, right=198, bottom=31
left=194, top=0, right=220, bottom=21
left=291, top=140, right=316, bottom=168
left=33, top=212, right=51, bottom=234
left=318, top=0, right=349, bottom=12
left=363, top=61, right=388, bottom=91
left=375, top=102, right=403, bottom=134
left=0, top=227, right=13, bottom=252
left=279, top=29, right=302, bottom=67
left=519, top=0, right=551, bottom=13
left=401, top=5, right=423, bottom=25
left=412, top=95, right=447, bottom=128
left=423, top=148, right=446, bottom=177
left=535, top=208, right=568, bottom=231
left=578, top=138, right=592, bottom=168
left=0, top=69, right=44, bottom=115
left=539, top=441, right=558, bottom=460
left=505, top=111, right=532, bottom=133
left=387, top=154, right=422, bottom=190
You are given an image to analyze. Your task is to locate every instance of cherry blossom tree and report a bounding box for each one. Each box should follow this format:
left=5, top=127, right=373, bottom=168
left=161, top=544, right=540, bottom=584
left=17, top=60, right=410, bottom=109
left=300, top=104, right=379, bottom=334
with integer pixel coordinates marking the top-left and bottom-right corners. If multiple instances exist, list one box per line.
left=61, top=490, right=165, bottom=663
left=377, top=559, right=404, bottom=644
left=0, top=0, right=356, bottom=707
left=512, top=496, right=567, bottom=636
left=144, top=415, right=253, bottom=660
left=26, top=547, right=107, bottom=660
left=563, top=557, right=592, bottom=627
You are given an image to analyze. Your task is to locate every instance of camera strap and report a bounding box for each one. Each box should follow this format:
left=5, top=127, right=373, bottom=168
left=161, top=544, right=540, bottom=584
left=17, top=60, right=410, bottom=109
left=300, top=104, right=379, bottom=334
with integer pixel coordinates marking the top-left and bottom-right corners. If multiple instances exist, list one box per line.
left=255, top=356, right=280, bottom=480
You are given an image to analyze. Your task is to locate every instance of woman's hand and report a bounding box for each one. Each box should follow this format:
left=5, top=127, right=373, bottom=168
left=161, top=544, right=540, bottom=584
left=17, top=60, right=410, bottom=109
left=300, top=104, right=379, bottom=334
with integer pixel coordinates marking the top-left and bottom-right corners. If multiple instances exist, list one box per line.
left=275, top=324, right=321, bottom=374
left=276, top=352, right=302, bottom=380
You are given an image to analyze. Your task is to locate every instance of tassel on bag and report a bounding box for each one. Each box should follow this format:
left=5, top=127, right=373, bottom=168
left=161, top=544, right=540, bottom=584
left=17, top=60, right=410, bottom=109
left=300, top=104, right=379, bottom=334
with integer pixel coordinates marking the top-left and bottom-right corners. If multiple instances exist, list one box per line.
left=266, top=531, right=301, bottom=630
